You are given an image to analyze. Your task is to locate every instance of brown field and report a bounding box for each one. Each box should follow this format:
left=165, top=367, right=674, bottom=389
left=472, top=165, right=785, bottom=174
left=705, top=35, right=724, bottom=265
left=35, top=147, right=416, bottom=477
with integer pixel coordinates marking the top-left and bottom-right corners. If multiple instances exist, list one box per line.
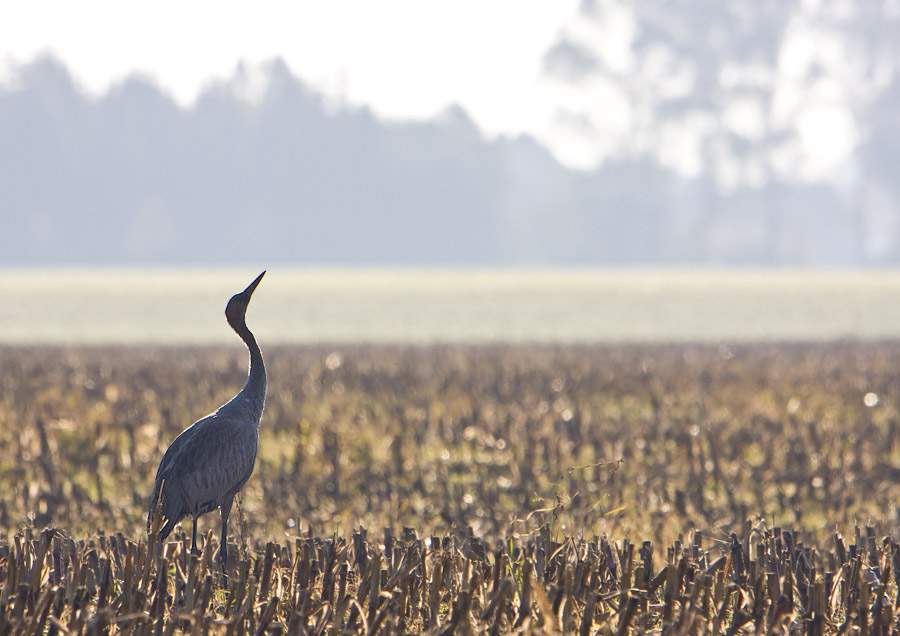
left=2, top=342, right=900, bottom=633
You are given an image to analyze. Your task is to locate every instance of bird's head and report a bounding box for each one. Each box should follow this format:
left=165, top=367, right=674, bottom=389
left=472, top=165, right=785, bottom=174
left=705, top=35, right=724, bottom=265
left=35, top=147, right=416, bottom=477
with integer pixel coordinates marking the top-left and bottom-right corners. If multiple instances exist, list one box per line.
left=225, top=271, right=265, bottom=331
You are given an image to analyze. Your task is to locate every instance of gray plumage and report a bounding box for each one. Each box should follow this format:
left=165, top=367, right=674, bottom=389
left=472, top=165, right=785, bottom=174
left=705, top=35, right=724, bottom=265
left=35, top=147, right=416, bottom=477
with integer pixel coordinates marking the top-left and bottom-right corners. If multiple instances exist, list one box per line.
left=148, top=271, right=267, bottom=573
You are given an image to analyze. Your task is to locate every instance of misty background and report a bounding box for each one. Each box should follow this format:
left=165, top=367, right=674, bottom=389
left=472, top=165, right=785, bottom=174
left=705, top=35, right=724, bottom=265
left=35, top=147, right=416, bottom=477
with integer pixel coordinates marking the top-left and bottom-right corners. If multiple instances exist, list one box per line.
left=3, top=1, right=900, bottom=267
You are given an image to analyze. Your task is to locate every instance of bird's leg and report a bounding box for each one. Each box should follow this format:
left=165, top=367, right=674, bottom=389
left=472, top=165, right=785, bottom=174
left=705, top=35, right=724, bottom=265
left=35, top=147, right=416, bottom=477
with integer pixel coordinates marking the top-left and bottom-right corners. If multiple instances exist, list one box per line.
left=191, top=517, right=201, bottom=556
left=218, top=497, right=234, bottom=588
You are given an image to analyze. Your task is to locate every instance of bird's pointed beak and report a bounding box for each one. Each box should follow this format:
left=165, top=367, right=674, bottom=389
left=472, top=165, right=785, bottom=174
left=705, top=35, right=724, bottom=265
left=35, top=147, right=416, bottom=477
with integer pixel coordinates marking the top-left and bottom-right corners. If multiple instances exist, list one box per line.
left=242, top=271, right=266, bottom=297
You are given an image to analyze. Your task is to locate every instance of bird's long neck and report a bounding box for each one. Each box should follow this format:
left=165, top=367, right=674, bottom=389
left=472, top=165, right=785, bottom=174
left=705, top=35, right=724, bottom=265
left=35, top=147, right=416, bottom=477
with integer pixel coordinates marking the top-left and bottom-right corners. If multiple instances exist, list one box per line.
left=234, top=319, right=267, bottom=423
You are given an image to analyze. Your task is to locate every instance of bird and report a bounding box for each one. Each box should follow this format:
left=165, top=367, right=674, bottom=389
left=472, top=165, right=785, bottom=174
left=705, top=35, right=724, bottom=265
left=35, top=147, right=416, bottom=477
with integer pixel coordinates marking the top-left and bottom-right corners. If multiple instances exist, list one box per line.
left=148, top=271, right=267, bottom=576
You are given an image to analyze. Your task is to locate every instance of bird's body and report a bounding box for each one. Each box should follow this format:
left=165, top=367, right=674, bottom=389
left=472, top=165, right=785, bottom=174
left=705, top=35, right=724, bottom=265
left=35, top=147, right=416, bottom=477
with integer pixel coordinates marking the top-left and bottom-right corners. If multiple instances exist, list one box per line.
left=148, top=272, right=266, bottom=572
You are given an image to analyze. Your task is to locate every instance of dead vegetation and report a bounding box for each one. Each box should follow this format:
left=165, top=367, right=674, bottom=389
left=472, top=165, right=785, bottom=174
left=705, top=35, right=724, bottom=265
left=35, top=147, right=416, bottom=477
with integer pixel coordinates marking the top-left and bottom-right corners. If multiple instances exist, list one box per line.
left=2, top=342, right=900, bottom=633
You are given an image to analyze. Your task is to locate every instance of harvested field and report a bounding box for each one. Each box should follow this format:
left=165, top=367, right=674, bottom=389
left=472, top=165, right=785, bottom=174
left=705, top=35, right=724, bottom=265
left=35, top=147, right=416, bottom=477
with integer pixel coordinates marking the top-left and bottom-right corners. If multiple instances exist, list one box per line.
left=2, top=342, right=900, bottom=633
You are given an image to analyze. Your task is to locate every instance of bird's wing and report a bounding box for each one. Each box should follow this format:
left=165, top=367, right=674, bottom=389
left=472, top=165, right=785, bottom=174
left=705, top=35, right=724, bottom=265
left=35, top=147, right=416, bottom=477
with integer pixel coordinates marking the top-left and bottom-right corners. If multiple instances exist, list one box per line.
left=151, top=412, right=213, bottom=501
left=159, top=413, right=259, bottom=514
left=149, top=413, right=212, bottom=528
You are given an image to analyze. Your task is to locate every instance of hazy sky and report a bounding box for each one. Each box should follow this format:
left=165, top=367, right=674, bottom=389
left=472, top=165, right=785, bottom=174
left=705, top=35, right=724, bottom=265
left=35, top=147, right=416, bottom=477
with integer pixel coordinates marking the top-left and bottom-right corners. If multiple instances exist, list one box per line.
left=0, top=1, right=867, bottom=179
left=2, top=1, right=897, bottom=265
left=0, top=2, right=577, bottom=140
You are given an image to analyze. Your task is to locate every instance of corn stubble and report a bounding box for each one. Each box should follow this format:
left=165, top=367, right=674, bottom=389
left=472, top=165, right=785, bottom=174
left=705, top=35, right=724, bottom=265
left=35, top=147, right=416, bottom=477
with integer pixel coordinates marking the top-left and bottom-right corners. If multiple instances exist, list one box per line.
left=2, top=342, right=900, bottom=633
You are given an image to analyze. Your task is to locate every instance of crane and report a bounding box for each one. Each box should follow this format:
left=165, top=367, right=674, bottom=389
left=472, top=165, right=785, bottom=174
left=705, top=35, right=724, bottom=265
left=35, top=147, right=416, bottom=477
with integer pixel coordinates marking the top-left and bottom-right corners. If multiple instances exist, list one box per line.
left=148, top=271, right=267, bottom=577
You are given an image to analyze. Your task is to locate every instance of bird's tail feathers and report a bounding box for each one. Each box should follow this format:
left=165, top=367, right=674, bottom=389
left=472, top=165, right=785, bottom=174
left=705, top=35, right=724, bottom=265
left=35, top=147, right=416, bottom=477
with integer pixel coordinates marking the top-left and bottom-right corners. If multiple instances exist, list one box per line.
left=147, top=479, right=166, bottom=538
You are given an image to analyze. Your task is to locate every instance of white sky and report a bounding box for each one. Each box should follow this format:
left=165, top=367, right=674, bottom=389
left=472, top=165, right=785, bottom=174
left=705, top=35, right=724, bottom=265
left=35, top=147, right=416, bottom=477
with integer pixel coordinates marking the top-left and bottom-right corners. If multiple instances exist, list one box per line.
left=0, top=1, right=862, bottom=180
left=0, top=1, right=577, bottom=137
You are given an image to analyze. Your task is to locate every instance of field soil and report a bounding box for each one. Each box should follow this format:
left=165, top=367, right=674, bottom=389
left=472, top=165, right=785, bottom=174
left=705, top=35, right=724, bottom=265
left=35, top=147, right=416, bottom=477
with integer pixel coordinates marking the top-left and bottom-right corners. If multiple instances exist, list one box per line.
left=2, top=342, right=900, bottom=633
